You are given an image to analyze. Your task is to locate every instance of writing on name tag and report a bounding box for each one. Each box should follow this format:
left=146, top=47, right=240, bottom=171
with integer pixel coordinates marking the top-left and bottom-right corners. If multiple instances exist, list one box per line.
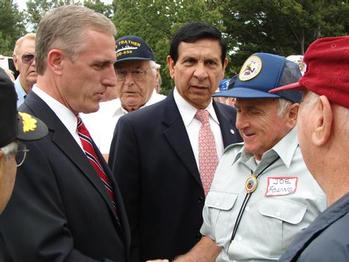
left=265, top=177, right=298, bottom=197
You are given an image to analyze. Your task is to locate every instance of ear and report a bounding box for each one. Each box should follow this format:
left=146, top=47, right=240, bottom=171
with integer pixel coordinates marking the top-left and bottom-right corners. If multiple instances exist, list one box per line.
left=166, top=55, right=175, bottom=79
left=13, top=54, right=19, bottom=71
left=312, top=95, right=333, bottom=146
left=222, top=57, right=228, bottom=71
left=47, top=49, right=65, bottom=76
left=286, top=103, right=299, bottom=128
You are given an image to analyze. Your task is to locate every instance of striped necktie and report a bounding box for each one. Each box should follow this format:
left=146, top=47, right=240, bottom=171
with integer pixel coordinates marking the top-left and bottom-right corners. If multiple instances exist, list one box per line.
left=77, top=117, right=117, bottom=213
left=195, top=109, right=219, bottom=195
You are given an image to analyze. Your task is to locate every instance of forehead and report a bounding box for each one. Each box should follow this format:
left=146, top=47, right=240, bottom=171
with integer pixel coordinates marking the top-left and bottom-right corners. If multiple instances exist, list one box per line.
left=177, top=38, right=222, bottom=59
left=18, top=39, right=35, bottom=54
left=115, top=60, right=150, bottom=69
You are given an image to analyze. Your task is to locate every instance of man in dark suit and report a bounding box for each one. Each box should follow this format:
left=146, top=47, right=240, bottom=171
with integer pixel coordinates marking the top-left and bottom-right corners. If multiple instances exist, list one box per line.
left=0, top=5, right=130, bottom=262
left=109, top=22, right=242, bottom=261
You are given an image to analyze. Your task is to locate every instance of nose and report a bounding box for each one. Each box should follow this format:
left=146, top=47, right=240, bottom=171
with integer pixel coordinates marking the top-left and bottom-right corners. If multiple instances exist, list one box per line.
left=123, top=71, right=135, bottom=85
left=102, top=64, right=117, bottom=87
left=193, top=63, right=208, bottom=81
left=235, top=111, right=248, bottom=130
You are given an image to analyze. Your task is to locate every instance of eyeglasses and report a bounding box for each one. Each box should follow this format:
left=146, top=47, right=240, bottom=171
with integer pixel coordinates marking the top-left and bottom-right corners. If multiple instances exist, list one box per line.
left=15, top=143, right=29, bottom=167
left=115, top=68, right=152, bottom=82
left=21, top=53, right=35, bottom=64
left=0, top=142, right=29, bottom=167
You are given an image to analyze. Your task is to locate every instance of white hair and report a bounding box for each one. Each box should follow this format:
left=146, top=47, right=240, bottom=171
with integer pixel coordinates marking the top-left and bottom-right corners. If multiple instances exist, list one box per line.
left=277, top=98, right=293, bottom=116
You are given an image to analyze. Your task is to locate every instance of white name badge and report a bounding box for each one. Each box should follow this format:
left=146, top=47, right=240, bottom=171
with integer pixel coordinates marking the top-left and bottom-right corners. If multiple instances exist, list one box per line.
left=265, top=177, right=298, bottom=197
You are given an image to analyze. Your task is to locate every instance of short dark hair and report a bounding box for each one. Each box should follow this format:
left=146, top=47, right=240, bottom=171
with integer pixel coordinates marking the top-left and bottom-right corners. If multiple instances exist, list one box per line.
left=169, top=22, right=227, bottom=65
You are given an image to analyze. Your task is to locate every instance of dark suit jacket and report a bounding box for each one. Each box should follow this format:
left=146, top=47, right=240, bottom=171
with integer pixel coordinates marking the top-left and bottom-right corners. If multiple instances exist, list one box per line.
left=0, top=92, right=130, bottom=262
left=108, top=92, right=242, bottom=261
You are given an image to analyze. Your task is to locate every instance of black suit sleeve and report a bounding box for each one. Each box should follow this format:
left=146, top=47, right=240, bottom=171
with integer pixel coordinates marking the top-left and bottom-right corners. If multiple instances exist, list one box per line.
left=0, top=141, right=115, bottom=262
left=109, top=117, right=141, bottom=262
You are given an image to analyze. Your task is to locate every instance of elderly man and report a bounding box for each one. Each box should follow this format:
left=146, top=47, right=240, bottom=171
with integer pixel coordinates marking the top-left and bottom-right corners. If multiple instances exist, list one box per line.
left=0, top=5, right=130, bottom=261
left=109, top=22, right=242, bottom=261
left=12, top=33, right=37, bottom=107
left=271, top=36, right=349, bottom=261
left=82, top=35, right=165, bottom=159
left=174, top=53, right=326, bottom=262
left=0, top=68, right=47, bottom=213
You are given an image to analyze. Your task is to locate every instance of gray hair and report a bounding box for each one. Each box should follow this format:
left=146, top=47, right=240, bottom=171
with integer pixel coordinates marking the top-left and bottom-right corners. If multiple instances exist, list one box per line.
left=13, top=33, right=36, bottom=56
left=277, top=98, right=293, bottom=116
left=36, top=5, right=116, bottom=74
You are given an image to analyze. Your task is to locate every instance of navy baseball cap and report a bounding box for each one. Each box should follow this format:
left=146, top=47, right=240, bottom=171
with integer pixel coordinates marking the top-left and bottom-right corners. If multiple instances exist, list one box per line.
left=115, top=35, right=155, bottom=63
left=221, top=53, right=303, bottom=103
left=0, top=68, right=48, bottom=147
left=213, top=75, right=238, bottom=97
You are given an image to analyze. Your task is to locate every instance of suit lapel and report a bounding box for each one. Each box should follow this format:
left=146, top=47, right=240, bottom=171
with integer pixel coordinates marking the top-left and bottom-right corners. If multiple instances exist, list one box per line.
left=162, top=94, right=202, bottom=186
left=214, top=102, right=241, bottom=147
left=24, top=93, right=119, bottom=222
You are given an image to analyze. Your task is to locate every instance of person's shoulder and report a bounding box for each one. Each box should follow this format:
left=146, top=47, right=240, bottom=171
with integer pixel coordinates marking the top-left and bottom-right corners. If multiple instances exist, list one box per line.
left=224, top=142, right=244, bottom=154
left=122, top=97, right=169, bottom=121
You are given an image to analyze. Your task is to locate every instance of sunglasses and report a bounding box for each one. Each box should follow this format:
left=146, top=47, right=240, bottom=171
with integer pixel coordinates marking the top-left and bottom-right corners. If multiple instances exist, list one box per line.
left=21, top=53, right=35, bottom=64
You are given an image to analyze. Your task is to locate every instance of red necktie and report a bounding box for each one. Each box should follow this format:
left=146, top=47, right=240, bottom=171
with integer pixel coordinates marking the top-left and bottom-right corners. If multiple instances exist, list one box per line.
left=196, top=110, right=219, bottom=195
left=77, top=117, right=116, bottom=212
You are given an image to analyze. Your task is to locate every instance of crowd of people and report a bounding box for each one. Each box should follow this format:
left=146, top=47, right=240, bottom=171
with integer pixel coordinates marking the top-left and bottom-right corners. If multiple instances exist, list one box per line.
left=0, top=4, right=348, bottom=262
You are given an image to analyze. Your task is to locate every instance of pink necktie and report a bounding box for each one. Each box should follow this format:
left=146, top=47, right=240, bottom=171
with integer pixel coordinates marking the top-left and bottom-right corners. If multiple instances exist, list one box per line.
left=195, top=110, right=218, bottom=195
left=77, top=117, right=117, bottom=213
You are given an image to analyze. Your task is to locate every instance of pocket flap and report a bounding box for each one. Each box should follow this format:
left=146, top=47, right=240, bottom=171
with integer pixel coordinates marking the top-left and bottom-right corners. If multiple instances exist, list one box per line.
left=205, top=191, right=238, bottom=210
left=258, top=199, right=307, bottom=224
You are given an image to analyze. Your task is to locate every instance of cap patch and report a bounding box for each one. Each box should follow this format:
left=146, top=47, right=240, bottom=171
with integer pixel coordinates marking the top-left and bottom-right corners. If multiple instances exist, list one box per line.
left=239, top=55, right=262, bottom=81
left=116, top=39, right=141, bottom=59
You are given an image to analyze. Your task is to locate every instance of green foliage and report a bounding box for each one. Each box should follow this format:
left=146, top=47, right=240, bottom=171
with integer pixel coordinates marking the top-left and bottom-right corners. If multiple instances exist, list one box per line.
left=2, top=0, right=348, bottom=93
left=25, top=0, right=81, bottom=30
left=84, top=0, right=114, bottom=18
left=220, top=0, right=349, bottom=75
left=0, top=0, right=26, bottom=55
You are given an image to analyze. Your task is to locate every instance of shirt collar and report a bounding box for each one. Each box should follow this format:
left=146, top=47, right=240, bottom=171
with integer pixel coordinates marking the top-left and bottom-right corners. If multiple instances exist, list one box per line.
left=173, top=87, right=219, bottom=126
left=32, top=84, right=78, bottom=134
left=234, top=127, right=298, bottom=168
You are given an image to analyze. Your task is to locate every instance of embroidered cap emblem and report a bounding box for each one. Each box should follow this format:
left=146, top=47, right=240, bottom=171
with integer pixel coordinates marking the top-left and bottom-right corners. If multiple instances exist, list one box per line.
left=239, top=55, right=262, bottom=81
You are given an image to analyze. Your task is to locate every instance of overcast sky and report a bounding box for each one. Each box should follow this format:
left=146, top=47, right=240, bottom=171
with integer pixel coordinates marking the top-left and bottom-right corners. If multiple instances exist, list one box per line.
left=14, top=0, right=112, bottom=10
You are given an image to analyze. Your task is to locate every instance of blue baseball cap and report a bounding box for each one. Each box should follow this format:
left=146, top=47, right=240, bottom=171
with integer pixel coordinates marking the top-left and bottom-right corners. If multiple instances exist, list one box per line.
left=115, top=35, right=155, bottom=63
left=219, top=53, right=302, bottom=103
left=213, top=75, right=237, bottom=97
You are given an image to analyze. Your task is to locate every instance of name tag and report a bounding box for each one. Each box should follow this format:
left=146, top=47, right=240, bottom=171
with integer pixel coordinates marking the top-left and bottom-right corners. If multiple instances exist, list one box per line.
left=265, top=177, right=298, bottom=196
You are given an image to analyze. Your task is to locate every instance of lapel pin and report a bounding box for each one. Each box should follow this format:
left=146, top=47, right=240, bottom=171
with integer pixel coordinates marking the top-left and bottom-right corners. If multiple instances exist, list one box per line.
left=230, top=129, right=235, bottom=135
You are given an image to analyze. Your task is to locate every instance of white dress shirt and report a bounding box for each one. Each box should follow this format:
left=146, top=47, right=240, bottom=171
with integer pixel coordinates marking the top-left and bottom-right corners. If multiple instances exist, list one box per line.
left=81, top=89, right=166, bottom=154
left=173, top=87, right=224, bottom=168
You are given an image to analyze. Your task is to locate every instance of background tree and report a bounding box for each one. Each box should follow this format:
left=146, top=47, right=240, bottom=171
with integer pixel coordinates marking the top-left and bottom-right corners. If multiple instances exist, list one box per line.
left=0, top=0, right=25, bottom=56
left=25, top=0, right=81, bottom=30
left=84, top=0, right=114, bottom=18
left=220, top=0, right=349, bottom=75
left=2, top=0, right=348, bottom=94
